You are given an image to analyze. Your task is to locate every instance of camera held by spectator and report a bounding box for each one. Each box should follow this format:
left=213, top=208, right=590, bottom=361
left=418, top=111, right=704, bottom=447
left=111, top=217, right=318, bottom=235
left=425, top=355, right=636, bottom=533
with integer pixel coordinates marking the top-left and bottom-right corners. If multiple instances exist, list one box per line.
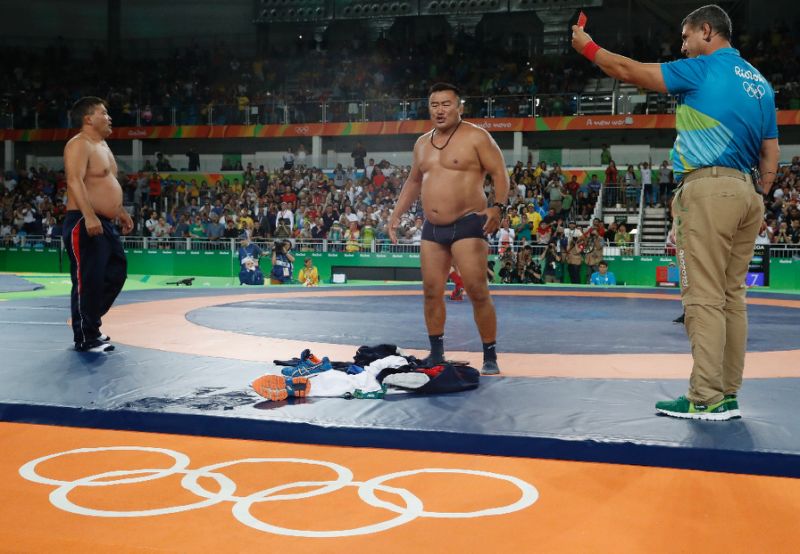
left=275, top=217, right=292, bottom=238
left=270, top=240, right=294, bottom=285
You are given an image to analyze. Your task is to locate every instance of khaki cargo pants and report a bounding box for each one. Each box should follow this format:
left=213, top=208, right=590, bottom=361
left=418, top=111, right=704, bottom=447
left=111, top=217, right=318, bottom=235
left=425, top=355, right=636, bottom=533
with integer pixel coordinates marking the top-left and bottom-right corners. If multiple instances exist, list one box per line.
left=672, top=167, right=764, bottom=405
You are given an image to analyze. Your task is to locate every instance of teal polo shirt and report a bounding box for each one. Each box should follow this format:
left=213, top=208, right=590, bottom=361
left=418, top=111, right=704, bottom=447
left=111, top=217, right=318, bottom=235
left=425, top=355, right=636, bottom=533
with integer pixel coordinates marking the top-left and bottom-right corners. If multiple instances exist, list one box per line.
left=660, top=47, right=778, bottom=181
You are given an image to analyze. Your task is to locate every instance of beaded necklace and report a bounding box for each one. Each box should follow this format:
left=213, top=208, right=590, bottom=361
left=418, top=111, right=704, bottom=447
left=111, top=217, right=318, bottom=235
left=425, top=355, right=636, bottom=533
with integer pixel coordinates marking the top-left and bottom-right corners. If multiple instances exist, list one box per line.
left=430, top=119, right=463, bottom=151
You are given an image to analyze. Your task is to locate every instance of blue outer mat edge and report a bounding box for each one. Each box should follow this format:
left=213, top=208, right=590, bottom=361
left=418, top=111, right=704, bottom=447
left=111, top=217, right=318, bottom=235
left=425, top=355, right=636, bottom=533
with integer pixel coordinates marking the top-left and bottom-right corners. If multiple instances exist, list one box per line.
left=3, top=402, right=798, bottom=479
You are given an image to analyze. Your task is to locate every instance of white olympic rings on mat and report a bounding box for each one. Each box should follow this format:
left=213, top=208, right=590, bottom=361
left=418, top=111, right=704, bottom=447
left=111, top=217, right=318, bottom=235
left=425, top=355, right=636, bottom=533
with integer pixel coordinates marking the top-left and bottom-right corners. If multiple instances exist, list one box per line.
left=742, top=81, right=766, bottom=99
left=19, top=446, right=539, bottom=538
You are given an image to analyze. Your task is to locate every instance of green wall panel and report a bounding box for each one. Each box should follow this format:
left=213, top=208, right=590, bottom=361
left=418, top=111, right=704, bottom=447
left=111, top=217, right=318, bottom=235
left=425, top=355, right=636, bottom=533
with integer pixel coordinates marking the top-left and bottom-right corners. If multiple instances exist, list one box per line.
left=1, top=246, right=797, bottom=291
left=0, top=246, right=62, bottom=273
left=769, top=258, right=800, bottom=290
left=600, top=256, right=676, bottom=287
left=125, top=249, right=235, bottom=277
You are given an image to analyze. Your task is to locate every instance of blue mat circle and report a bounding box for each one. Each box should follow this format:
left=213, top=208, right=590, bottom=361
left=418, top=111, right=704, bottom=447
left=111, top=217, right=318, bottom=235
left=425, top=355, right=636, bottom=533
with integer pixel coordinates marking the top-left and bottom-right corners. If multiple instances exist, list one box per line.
left=185, top=293, right=800, bottom=354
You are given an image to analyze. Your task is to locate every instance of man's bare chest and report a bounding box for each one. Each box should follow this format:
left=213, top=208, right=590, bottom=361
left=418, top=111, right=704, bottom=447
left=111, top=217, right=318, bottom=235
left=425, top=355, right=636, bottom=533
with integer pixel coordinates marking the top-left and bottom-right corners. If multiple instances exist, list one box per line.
left=419, top=143, right=479, bottom=173
left=87, top=145, right=116, bottom=178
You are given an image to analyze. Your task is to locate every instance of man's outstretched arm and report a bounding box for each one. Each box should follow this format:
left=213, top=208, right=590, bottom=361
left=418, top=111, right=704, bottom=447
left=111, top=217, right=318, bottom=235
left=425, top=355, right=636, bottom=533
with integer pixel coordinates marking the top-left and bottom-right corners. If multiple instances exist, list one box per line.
left=571, top=25, right=668, bottom=93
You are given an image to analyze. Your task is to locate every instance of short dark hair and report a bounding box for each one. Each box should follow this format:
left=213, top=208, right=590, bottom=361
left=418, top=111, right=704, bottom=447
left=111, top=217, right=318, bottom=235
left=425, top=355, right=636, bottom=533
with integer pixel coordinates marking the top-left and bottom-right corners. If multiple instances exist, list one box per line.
left=682, top=4, right=732, bottom=41
left=599, top=260, right=609, bottom=268
left=70, top=96, right=108, bottom=128
left=429, top=82, right=461, bottom=99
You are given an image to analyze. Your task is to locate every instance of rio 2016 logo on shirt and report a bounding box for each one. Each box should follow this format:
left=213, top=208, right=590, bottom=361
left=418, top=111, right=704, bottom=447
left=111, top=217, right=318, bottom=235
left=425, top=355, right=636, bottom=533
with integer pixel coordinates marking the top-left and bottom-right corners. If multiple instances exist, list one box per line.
left=734, top=65, right=766, bottom=84
left=742, top=82, right=766, bottom=99
left=734, top=66, right=767, bottom=99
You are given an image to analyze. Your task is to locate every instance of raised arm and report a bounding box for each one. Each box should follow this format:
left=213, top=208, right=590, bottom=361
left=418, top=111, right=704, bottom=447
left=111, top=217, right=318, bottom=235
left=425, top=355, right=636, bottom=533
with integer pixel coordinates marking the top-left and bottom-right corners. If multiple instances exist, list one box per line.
left=571, top=26, right=667, bottom=93
left=64, top=138, right=102, bottom=236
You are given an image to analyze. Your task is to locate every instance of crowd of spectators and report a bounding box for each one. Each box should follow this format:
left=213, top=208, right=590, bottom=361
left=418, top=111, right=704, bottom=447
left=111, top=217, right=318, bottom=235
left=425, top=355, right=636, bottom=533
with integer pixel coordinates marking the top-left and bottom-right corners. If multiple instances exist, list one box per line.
left=4, top=20, right=797, bottom=129
left=0, top=155, right=592, bottom=247
left=597, top=156, right=676, bottom=211
left=760, top=156, right=800, bottom=245
left=0, top=30, right=594, bottom=129
left=734, top=23, right=800, bottom=110
left=2, top=154, right=799, bottom=255
left=629, top=22, right=800, bottom=110
left=494, top=216, right=634, bottom=285
left=0, top=166, right=66, bottom=246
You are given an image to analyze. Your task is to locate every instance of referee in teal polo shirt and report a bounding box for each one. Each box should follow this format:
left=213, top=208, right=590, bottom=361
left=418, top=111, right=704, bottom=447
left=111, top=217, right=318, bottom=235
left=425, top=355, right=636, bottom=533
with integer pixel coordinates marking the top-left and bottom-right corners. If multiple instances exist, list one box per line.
left=572, top=4, right=780, bottom=420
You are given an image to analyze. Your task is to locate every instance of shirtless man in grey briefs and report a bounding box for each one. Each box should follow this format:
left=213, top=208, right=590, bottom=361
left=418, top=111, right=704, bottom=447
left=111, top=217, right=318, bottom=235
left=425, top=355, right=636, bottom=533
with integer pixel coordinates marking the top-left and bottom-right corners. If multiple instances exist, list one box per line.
left=390, top=82, right=510, bottom=375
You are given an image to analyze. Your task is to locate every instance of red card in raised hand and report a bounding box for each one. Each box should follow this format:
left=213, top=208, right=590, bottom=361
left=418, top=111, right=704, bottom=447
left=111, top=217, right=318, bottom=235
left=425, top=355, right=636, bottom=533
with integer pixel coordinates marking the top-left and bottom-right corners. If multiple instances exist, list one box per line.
left=577, top=11, right=587, bottom=28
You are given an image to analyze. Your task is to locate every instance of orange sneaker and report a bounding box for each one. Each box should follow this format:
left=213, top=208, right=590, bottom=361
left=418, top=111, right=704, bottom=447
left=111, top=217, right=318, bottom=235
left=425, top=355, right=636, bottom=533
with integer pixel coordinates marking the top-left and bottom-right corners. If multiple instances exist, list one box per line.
left=251, top=374, right=288, bottom=401
left=251, top=374, right=311, bottom=401
left=286, top=376, right=311, bottom=398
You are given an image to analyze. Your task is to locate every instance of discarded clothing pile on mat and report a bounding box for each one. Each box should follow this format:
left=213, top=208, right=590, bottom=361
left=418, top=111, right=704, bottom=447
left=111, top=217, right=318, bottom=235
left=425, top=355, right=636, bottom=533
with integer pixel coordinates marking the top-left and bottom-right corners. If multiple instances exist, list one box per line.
left=251, top=344, right=480, bottom=402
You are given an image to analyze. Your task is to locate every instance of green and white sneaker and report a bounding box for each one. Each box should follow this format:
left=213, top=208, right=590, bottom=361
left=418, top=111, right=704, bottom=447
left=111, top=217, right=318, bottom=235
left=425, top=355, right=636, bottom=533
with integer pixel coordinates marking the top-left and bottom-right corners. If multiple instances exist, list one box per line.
left=723, top=394, right=741, bottom=418
left=655, top=395, right=739, bottom=421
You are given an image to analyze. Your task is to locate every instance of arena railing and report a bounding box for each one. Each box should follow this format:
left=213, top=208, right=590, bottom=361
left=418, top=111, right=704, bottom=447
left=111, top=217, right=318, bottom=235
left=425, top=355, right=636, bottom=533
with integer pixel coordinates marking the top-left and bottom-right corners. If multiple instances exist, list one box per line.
left=634, top=183, right=646, bottom=255
left=8, top=92, right=686, bottom=130
left=119, top=237, right=235, bottom=251
left=14, top=235, right=788, bottom=259
left=0, top=235, right=61, bottom=248
left=633, top=242, right=673, bottom=257
left=768, top=245, right=800, bottom=259
left=1, top=235, right=656, bottom=258
left=110, top=237, right=427, bottom=254
left=600, top=185, right=644, bottom=211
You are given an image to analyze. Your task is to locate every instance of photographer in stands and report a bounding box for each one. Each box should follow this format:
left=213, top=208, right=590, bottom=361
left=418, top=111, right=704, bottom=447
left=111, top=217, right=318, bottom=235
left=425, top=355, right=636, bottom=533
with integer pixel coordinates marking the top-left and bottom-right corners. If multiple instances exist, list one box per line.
left=275, top=215, right=293, bottom=240
left=565, top=234, right=585, bottom=284
left=539, top=241, right=563, bottom=283
left=270, top=240, right=295, bottom=284
left=238, top=233, right=265, bottom=286
left=583, top=223, right=605, bottom=280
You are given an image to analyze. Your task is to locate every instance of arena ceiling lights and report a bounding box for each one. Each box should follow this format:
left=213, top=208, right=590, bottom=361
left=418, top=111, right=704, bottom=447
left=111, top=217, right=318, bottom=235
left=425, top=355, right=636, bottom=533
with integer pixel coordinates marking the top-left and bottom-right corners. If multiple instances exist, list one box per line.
left=510, top=0, right=600, bottom=9
left=337, top=0, right=415, bottom=19
left=254, top=0, right=602, bottom=23
left=419, top=0, right=505, bottom=16
left=256, top=0, right=332, bottom=23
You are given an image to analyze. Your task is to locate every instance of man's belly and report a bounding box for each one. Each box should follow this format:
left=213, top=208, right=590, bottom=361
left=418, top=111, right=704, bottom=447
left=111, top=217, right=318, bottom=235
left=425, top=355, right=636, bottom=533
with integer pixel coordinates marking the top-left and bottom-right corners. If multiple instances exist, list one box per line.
left=421, top=182, right=486, bottom=225
left=87, top=179, right=123, bottom=219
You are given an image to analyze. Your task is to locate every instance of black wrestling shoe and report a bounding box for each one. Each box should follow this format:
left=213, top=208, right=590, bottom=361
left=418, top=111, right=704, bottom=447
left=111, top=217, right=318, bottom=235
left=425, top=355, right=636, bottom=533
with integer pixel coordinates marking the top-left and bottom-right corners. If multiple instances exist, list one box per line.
left=481, top=360, right=501, bottom=375
left=418, top=354, right=446, bottom=368
left=673, top=313, right=685, bottom=324
left=99, top=333, right=111, bottom=342
left=76, top=339, right=115, bottom=353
